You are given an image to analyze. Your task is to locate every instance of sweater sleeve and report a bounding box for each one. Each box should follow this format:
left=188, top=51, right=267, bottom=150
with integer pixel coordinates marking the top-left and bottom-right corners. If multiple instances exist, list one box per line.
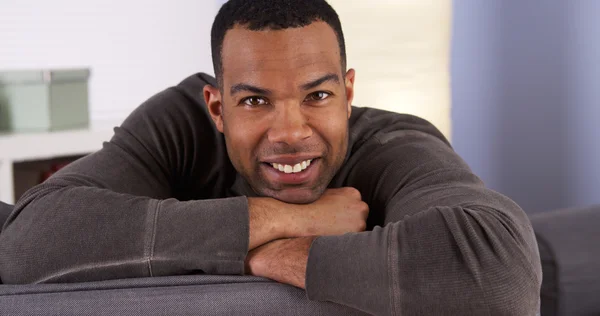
left=0, top=74, right=249, bottom=284
left=305, top=130, right=542, bottom=315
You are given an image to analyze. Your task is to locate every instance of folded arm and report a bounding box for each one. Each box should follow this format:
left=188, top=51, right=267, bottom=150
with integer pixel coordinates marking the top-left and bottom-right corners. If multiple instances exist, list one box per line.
left=0, top=75, right=280, bottom=284
left=248, top=130, right=542, bottom=315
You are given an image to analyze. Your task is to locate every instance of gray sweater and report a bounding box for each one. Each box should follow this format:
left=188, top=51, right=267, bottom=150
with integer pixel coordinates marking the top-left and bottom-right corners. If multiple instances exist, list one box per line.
left=0, top=73, right=541, bottom=315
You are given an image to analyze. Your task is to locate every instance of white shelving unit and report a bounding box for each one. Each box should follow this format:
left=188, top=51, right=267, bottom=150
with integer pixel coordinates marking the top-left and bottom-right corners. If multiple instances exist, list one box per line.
left=0, top=129, right=114, bottom=204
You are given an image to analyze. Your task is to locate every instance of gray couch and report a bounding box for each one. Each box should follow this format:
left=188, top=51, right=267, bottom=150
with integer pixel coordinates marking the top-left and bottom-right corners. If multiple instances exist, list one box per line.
left=0, top=200, right=598, bottom=315
left=532, top=205, right=600, bottom=316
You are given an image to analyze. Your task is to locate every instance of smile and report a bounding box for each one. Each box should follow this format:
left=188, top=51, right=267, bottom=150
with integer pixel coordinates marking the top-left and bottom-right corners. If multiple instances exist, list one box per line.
left=261, top=155, right=321, bottom=185
left=270, top=159, right=313, bottom=174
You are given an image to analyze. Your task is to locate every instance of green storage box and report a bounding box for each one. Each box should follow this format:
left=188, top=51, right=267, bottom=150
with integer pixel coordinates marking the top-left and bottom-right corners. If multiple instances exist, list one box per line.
left=0, top=69, right=90, bottom=132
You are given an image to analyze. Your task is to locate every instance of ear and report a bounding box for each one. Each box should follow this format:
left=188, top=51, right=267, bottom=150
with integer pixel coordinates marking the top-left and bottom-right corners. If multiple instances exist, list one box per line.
left=203, top=84, right=224, bottom=133
left=344, top=68, right=356, bottom=119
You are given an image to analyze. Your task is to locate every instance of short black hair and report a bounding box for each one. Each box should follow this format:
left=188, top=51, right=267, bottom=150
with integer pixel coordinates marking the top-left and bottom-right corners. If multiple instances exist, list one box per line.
left=211, top=0, right=346, bottom=86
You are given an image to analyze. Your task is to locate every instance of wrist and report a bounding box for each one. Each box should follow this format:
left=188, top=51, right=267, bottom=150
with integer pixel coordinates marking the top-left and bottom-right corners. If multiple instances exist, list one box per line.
left=248, top=197, right=287, bottom=241
left=258, top=197, right=304, bottom=238
left=276, top=201, right=302, bottom=238
left=264, top=197, right=292, bottom=239
left=246, top=236, right=316, bottom=289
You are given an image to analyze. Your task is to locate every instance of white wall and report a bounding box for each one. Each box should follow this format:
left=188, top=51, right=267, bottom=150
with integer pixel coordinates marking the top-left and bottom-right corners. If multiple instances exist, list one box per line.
left=328, top=0, right=452, bottom=139
left=1, top=0, right=451, bottom=138
left=0, top=0, right=217, bottom=129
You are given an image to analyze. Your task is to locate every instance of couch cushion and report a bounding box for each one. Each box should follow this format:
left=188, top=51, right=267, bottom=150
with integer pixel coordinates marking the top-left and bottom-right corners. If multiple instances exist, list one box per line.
left=530, top=205, right=600, bottom=316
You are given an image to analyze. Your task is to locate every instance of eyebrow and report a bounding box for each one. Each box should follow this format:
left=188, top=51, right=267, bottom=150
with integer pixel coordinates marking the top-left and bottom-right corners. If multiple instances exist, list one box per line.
left=301, top=73, right=340, bottom=90
left=229, top=73, right=341, bottom=96
left=230, top=84, right=273, bottom=96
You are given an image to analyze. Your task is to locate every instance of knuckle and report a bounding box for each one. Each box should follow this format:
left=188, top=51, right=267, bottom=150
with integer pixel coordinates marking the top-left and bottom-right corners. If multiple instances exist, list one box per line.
left=345, top=187, right=361, bottom=200
left=351, top=202, right=369, bottom=218
left=360, top=202, right=369, bottom=213
left=358, top=221, right=367, bottom=231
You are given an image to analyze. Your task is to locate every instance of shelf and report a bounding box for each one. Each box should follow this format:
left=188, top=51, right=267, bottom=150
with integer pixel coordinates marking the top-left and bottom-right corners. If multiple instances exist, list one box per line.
left=0, top=128, right=114, bottom=204
left=0, top=129, right=114, bottom=162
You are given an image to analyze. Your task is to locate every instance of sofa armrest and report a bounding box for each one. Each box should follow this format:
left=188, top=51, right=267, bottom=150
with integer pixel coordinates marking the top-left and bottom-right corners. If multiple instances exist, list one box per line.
left=530, top=205, right=600, bottom=316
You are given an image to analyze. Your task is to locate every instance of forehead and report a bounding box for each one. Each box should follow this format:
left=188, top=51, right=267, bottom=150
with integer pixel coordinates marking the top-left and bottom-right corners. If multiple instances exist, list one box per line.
left=220, top=22, right=342, bottom=90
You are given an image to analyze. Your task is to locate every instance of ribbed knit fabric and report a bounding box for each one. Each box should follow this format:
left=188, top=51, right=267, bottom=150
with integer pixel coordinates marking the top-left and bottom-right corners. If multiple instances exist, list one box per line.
left=0, top=73, right=541, bottom=315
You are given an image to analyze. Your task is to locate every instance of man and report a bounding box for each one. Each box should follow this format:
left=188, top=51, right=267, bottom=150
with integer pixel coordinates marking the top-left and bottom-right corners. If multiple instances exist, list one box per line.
left=0, top=0, right=541, bottom=315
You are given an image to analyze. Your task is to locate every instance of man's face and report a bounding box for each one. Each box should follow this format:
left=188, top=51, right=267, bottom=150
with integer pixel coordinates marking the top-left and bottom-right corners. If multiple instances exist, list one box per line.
left=205, top=22, right=355, bottom=204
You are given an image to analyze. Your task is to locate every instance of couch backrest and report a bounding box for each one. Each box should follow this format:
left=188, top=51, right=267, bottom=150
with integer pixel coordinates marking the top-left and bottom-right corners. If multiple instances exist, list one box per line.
left=0, top=275, right=369, bottom=315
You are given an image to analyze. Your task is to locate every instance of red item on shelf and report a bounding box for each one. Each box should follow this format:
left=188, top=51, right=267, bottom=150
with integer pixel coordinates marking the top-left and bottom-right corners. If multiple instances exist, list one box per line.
left=40, top=162, right=72, bottom=183
left=51, top=163, right=70, bottom=172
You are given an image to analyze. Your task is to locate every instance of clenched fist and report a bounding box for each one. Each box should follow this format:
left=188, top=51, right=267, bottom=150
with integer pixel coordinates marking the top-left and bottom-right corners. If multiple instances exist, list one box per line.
left=284, top=187, right=370, bottom=237
left=247, top=187, right=369, bottom=250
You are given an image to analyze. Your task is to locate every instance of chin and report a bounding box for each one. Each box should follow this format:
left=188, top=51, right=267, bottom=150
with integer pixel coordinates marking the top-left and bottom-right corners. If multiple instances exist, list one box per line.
left=267, top=187, right=323, bottom=205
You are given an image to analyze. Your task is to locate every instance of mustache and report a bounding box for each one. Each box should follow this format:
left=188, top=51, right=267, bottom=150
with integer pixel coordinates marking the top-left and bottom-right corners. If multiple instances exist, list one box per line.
left=257, top=143, right=324, bottom=157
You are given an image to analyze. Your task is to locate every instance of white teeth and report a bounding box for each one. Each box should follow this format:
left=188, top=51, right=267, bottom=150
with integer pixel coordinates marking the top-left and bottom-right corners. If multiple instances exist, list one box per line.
left=270, top=159, right=314, bottom=174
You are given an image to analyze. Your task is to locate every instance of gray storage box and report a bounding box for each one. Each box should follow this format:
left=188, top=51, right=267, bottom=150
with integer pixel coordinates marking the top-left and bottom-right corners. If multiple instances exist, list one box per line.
left=0, top=69, right=90, bottom=132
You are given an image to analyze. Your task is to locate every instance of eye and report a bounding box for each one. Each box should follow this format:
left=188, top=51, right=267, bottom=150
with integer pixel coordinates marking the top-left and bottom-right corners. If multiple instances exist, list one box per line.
left=241, top=96, right=268, bottom=107
left=305, top=91, right=331, bottom=102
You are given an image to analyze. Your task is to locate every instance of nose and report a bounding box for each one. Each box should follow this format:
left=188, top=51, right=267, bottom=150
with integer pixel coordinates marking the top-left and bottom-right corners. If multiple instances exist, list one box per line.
left=267, top=104, right=312, bottom=145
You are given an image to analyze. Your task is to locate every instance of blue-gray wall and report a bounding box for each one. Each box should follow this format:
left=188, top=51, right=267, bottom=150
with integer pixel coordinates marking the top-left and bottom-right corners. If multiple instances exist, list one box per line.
left=451, top=1, right=600, bottom=213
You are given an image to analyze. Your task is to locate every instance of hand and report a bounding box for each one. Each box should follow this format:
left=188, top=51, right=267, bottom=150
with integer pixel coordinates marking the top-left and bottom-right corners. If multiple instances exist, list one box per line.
left=284, top=187, right=369, bottom=237
left=247, top=187, right=368, bottom=251
left=245, top=236, right=316, bottom=289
